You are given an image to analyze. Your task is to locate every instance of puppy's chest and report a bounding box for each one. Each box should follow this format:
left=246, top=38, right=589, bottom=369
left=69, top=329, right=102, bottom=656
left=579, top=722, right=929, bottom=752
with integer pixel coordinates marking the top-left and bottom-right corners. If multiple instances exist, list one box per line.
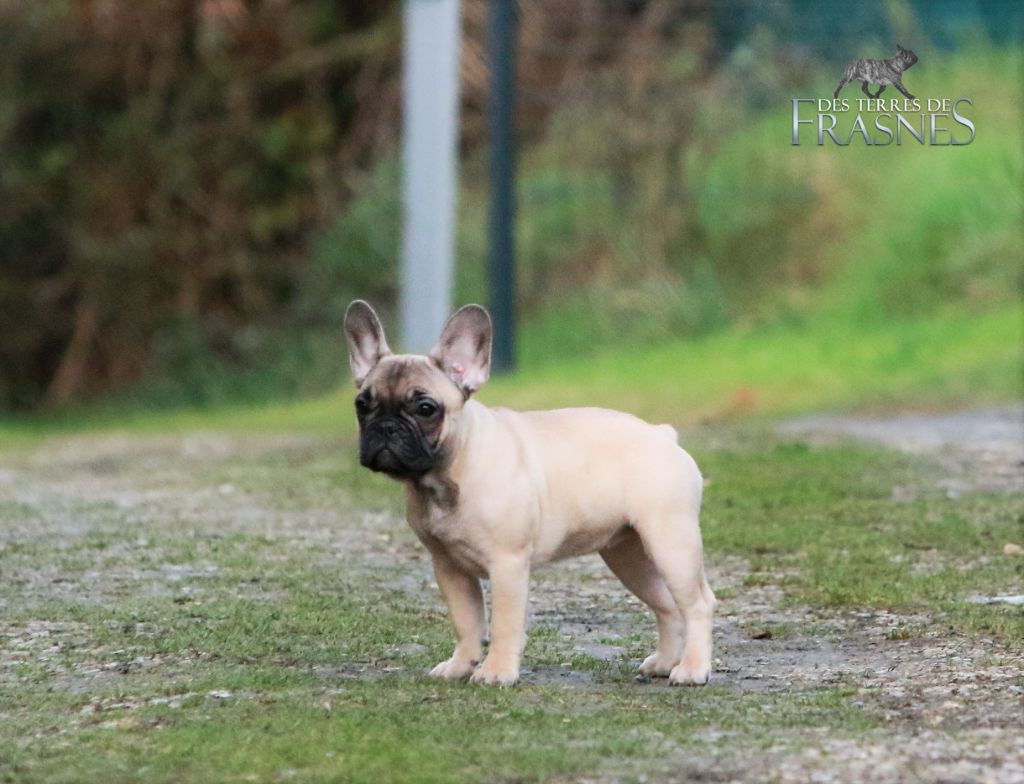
left=405, top=484, right=491, bottom=574
left=409, top=509, right=490, bottom=575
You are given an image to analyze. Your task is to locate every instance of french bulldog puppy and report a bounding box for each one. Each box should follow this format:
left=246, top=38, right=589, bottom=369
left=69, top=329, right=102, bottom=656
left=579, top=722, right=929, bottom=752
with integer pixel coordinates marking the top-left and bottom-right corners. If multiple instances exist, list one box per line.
left=344, top=300, right=715, bottom=686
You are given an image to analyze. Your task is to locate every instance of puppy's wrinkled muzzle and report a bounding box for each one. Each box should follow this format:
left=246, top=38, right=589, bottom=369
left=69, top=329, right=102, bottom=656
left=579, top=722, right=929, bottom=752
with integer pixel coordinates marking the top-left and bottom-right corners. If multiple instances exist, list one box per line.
left=359, top=417, right=437, bottom=477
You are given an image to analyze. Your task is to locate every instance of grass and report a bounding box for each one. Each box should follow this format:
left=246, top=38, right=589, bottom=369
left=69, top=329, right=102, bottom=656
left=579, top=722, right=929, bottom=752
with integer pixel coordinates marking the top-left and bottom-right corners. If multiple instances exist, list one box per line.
left=4, top=678, right=871, bottom=784
left=1, top=420, right=1021, bottom=782
left=700, top=440, right=1024, bottom=640
left=0, top=301, right=1019, bottom=446
left=2, top=636, right=875, bottom=784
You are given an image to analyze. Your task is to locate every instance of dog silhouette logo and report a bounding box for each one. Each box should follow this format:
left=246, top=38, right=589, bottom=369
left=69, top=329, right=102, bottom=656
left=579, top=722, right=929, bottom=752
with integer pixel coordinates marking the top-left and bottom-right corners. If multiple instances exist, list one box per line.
left=834, top=44, right=919, bottom=100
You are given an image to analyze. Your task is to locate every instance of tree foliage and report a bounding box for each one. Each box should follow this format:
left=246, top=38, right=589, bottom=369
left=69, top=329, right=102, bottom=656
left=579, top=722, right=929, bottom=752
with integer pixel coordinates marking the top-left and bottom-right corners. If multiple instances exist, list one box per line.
left=0, top=0, right=398, bottom=409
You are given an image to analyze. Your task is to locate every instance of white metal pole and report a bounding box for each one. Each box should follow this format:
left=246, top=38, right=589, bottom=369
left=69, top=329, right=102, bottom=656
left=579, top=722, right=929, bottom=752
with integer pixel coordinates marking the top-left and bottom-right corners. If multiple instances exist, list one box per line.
left=401, top=0, right=461, bottom=353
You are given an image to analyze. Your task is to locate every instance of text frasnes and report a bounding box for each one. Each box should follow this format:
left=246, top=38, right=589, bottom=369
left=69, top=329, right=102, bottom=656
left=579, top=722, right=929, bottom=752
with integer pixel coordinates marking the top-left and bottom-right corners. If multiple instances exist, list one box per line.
left=791, top=97, right=975, bottom=146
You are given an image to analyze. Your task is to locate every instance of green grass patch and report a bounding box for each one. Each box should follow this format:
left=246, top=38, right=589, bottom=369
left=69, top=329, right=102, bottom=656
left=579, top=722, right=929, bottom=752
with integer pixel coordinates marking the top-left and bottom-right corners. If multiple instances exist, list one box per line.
left=0, top=303, right=1019, bottom=446
left=0, top=679, right=873, bottom=784
left=699, top=439, right=1024, bottom=638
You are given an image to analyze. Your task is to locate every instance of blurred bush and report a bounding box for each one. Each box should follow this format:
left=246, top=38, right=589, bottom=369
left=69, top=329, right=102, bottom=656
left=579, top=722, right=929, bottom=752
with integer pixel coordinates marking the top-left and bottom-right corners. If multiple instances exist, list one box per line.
left=0, top=0, right=399, bottom=410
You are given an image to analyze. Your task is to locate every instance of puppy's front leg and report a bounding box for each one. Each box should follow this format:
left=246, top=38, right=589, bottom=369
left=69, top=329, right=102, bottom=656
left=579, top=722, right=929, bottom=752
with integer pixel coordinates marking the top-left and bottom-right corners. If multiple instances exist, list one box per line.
left=471, top=555, right=529, bottom=686
left=428, top=552, right=486, bottom=680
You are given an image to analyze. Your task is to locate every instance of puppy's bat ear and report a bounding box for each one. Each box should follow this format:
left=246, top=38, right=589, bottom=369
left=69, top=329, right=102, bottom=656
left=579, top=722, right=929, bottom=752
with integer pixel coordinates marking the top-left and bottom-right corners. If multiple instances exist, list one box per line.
left=344, top=300, right=391, bottom=386
left=430, top=305, right=492, bottom=396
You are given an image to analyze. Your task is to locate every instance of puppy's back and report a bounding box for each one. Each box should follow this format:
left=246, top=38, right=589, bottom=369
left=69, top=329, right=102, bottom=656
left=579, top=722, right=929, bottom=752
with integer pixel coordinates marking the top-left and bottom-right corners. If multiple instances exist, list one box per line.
left=507, top=406, right=703, bottom=513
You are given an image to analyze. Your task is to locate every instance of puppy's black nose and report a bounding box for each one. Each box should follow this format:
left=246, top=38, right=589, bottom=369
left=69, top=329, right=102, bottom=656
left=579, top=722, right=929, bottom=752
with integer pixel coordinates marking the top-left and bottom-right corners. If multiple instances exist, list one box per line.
left=381, top=421, right=398, bottom=438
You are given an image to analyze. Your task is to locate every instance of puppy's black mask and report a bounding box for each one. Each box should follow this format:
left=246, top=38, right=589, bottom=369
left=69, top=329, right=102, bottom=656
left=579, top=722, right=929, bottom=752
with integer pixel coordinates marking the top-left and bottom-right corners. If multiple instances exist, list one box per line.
left=356, top=393, right=445, bottom=479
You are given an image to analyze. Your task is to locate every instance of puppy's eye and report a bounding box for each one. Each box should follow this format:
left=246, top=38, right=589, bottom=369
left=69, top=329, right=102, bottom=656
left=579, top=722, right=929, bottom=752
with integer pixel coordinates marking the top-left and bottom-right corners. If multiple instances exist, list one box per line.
left=355, top=397, right=370, bottom=415
left=415, top=400, right=439, bottom=418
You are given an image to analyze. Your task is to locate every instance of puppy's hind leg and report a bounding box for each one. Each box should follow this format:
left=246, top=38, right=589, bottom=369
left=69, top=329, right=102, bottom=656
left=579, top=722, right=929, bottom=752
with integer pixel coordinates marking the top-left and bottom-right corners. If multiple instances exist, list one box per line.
left=600, top=528, right=684, bottom=677
left=634, top=514, right=715, bottom=686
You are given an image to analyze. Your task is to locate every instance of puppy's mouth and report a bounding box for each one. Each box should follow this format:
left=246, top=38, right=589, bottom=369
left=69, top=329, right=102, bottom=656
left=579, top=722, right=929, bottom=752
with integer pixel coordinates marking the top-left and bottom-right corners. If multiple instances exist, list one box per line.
left=362, top=445, right=414, bottom=476
left=359, top=418, right=440, bottom=478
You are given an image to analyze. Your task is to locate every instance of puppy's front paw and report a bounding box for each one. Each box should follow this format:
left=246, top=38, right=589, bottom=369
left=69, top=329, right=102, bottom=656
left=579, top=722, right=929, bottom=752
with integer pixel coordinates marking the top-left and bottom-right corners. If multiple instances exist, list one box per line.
left=428, top=656, right=477, bottom=680
left=469, top=658, right=519, bottom=687
left=638, top=653, right=675, bottom=678
left=668, top=661, right=710, bottom=686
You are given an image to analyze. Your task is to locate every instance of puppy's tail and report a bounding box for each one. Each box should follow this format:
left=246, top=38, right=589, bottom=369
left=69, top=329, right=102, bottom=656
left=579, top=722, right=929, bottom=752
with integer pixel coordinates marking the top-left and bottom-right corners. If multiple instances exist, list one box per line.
left=656, top=423, right=679, bottom=442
